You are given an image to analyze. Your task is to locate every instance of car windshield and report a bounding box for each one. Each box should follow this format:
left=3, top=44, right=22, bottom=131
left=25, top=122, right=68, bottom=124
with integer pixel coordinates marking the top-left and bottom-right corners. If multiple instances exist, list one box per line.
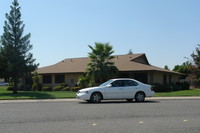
left=99, top=80, right=114, bottom=87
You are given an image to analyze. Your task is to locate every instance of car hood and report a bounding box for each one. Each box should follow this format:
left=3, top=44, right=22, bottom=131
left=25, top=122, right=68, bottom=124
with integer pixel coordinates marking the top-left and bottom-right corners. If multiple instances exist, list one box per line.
left=79, top=86, right=101, bottom=92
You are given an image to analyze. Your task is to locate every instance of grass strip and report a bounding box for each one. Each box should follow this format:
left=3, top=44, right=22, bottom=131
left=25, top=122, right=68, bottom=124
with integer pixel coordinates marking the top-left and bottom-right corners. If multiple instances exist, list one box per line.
left=155, top=89, right=200, bottom=97
left=0, top=86, right=76, bottom=100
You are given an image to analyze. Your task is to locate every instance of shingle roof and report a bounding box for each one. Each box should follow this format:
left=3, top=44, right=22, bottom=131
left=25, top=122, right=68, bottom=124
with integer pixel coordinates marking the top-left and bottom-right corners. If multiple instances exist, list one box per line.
left=37, top=54, right=182, bottom=75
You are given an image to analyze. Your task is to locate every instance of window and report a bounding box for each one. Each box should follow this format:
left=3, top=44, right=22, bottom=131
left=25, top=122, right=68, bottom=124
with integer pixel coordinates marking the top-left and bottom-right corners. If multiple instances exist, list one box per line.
left=43, top=75, right=52, bottom=84
left=55, top=75, right=65, bottom=83
left=111, top=80, right=124, bottom=87
left=111, top=80, right=139, bottom=87
left=123, top=80, right=138, bottom=86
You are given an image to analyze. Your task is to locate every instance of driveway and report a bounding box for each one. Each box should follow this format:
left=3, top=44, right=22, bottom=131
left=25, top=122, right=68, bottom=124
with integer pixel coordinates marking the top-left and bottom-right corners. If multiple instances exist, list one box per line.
left=0, top=98, right=200, bottom=133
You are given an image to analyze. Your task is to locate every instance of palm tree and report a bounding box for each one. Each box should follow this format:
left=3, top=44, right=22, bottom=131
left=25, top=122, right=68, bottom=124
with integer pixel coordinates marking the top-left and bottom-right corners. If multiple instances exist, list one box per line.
left=87, top=42, right=118, bottom=83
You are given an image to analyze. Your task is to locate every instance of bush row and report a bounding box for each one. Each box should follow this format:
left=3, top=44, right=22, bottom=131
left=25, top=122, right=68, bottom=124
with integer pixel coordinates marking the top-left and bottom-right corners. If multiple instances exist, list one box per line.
left=7, top=86, right=80, bottom=92
left=152, top=82, right=190, bottom=92
left=42, top=86, right=81, bottom=91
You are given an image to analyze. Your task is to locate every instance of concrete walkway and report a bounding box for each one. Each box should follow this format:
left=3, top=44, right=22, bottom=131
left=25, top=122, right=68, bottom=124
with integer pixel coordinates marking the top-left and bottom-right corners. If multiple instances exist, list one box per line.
left=0, top=97, right=200, bottom=103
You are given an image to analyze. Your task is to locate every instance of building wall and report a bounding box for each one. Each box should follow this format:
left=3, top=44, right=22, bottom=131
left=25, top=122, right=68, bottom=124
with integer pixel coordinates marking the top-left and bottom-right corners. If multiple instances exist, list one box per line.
left=149, top=71, right=180, bottom=84
left=170, top=74, right=180, bottom=83
left=151, top=72, right=163, bottom=84
left=40, top=73, right=82, bottom=87
left=39, top=71, right=181, bottom=87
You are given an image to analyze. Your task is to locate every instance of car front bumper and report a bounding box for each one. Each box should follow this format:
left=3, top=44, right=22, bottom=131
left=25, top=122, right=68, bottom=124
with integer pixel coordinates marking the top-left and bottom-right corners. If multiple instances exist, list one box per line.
left=76, top=92, right=91, bottom=100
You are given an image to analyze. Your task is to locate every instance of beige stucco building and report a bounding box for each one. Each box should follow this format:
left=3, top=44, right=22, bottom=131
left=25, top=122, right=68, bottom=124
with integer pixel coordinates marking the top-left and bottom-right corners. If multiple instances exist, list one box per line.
left=36, top=54, right=183, bottom=87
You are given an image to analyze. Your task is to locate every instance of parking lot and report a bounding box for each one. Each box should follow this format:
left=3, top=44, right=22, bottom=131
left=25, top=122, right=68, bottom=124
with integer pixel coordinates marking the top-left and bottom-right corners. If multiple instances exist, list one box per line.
left=0, top=98, right=200, bottom=133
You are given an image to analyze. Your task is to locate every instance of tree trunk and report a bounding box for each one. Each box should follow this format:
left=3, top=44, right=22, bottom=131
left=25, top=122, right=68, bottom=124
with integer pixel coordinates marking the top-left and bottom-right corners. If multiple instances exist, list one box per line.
left=13, top=78, right=18, bottom=94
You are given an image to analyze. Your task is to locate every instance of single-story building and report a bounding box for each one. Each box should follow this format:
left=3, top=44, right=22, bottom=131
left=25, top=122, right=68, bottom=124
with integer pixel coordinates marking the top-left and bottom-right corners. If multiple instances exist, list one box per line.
left=36, top=54, right=183, bottom=87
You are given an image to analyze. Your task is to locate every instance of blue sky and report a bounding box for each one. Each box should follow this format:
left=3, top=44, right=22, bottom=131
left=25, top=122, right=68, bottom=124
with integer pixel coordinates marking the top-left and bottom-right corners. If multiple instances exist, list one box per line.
left=0, top=0, right=200, bottom=69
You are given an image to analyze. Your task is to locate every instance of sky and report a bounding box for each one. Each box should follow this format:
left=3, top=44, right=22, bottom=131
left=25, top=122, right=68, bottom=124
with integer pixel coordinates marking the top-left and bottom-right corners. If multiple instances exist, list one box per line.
left=0, top=0, right=200, bottom=69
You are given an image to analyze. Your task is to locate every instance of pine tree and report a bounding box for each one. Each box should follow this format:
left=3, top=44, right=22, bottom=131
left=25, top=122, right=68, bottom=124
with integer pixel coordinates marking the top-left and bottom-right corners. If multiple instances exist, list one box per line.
left=164, top=65, right=170, bottom=70
left=0, top=0, right=38, bottom=93
left=127, top=49, right=133, bottom=55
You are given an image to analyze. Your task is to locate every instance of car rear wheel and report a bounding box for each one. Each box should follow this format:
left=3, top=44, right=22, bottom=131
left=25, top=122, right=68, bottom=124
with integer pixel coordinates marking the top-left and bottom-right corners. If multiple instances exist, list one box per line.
left=135, top=92, right=145, bottom=102
left=86, top=100, right=91, bottom=103
left=90, top=92, right=102, bottom=103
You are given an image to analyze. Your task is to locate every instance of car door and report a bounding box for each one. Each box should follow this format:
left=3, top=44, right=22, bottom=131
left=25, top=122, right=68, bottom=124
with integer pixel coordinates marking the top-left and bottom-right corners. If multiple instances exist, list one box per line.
left=103, top=80, right=124, bottom=99
left=121, top=80, right=139, bottom=99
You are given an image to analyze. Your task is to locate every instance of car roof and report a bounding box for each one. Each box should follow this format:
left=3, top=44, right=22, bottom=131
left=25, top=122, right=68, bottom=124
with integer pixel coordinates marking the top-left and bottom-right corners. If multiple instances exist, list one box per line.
left=111, top=78, right=144, bottom=84
left=112, top=78, right=135, bottom=81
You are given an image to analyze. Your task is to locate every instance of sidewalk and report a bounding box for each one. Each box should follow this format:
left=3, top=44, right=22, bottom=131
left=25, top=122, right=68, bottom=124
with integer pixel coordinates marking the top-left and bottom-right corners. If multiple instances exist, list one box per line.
left=0, top=97, right=200, bottom=103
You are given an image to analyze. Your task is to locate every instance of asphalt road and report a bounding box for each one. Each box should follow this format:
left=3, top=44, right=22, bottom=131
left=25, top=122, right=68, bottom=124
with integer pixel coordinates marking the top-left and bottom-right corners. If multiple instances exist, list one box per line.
left=0, top=98, right=200, bottom=133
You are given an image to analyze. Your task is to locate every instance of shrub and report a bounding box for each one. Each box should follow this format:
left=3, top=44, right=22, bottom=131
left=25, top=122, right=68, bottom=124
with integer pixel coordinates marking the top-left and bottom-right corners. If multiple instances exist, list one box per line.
left=7, top=86, right=14, bottom=91
left=152, top=83, right=173, bottom=92
left=78, top=75, right=92, bottom=89
left=61, top=87, right=70, bottom=91
left=61, top=83, right=68, bottom=87
left=177, top=82, right=190, bottom=90
left=70, top=87, right=81, bottom=92
left=171, top=84, right=181, bottom=91
left=42, top=86, right=52, bottom=91
left=32, top=83, right=42, bottom=91
left=52, top=86, right=63, bottom=91
left=152, top=82, right=190, bottom=92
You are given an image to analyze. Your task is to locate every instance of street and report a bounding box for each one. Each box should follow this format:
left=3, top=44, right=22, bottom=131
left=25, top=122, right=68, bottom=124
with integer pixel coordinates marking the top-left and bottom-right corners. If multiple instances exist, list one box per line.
left=0, top=98, right=200, bottom=133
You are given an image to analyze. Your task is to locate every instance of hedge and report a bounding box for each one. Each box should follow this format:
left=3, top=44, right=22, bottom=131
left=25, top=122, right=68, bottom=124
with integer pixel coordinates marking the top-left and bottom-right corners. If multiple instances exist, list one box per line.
left=152, top=82, right=190, bottom=92
left=42, top=86, right=52, bottom=91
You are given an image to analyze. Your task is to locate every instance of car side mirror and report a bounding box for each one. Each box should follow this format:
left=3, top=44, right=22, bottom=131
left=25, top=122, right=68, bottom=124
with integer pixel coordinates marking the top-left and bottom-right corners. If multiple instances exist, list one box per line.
left=107, top=84, right=112, bottom=87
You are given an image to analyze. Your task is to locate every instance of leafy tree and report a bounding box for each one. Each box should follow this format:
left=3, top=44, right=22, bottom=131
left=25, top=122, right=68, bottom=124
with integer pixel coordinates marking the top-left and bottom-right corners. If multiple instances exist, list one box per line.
left=87, top=42, right=118, bottom=83
left=0, top=0, right=38, bottom=93
left=173, top=61, right=191, bottom=75
left=32, top=72, right=42, bottom=91
left=78, top=74, right=94, bottom=89
left=164, top=65, right=170, bottom=70
left=191, top=44, right=200, bottom=68
left=189, top=44, right=200, bottom=78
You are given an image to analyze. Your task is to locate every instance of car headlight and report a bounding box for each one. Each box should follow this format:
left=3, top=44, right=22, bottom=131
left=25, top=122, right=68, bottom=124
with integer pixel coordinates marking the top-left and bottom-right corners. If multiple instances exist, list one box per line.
left=77, top=90, right=89, bottom=94
left=82, top=91, right=89, bottom=94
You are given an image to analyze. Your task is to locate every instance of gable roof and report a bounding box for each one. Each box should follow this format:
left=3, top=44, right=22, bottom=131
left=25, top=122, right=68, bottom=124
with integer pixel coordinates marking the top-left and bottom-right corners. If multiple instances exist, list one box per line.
left=37, top=54, right=182, bottom=75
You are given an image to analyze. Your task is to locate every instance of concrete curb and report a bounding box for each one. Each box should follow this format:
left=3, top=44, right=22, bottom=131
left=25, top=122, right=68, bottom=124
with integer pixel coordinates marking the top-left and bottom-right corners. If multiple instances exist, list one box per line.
left=0, top=99, right=76, bottom=103
left=0, top=97, right=200, bottom=103
left=147, top=96, right=200, bottom=100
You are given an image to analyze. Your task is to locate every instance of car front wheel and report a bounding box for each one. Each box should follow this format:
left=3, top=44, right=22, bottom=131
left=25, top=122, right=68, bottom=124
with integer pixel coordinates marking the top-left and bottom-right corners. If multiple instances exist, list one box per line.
left=135, top=92, right=145, bottom=102
left=90, top=92, right=102, bottom=103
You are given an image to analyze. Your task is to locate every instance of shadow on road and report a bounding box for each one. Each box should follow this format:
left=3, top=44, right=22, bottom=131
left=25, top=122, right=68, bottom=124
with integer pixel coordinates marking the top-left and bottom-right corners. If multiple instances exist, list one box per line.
left=79, top=100, right=160, bottom=104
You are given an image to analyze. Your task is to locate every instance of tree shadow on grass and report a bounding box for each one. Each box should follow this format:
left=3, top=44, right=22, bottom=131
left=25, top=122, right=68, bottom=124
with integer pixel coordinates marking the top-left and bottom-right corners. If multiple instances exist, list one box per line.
left=0, top=91, right=56, bottom=99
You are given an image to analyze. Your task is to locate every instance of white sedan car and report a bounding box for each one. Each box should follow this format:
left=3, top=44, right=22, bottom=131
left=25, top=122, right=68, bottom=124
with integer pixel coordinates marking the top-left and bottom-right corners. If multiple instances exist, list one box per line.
left=0, top=81, right=9, bottom=86
left=76, top=78, right=155, bottom=103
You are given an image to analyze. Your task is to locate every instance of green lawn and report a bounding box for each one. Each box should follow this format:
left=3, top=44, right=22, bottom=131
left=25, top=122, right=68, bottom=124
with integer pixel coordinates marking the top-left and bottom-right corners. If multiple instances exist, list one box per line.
left=1, top=86, right=200, bottom=100
left=155, top=89, right=200, bottom=97
left=0, top=86, right=76, bottom=100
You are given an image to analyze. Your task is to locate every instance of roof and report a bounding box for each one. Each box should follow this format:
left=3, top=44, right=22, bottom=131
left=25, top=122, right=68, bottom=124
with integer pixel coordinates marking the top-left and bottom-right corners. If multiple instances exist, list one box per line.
left=36, top=54, right=182, bottom=75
